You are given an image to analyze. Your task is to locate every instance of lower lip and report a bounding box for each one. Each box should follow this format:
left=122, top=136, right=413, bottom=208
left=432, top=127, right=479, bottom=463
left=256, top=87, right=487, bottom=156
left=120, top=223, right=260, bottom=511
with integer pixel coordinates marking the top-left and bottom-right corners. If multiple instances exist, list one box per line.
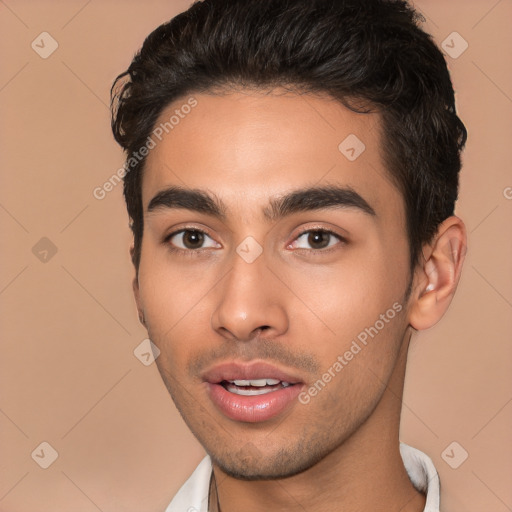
left=206, top=383, right=303, bottom=423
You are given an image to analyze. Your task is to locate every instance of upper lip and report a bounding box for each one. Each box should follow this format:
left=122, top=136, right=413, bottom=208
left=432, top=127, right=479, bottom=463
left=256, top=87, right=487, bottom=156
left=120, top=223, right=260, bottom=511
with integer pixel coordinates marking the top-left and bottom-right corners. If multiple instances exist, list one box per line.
left=201, top=361, right=303, bottom=384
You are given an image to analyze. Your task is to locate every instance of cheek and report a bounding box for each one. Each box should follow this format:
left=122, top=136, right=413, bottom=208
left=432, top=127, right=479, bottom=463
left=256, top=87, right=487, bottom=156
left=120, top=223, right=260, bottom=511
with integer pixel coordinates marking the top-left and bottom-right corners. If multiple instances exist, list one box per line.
left=277, top=251, right=409, bottom=396
left=137, top=243, right=218, bottom=334
left=281, top=254, right=407, bottom=342
left=296, top=309, right=408, bottom=431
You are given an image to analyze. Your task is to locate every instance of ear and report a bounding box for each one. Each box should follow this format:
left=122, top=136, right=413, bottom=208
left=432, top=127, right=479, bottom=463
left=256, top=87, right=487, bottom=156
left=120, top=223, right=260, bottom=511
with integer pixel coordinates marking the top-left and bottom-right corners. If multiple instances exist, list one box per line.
left=130, top=244, right=146, bottom=327
left=408, top=216, right=467, bottom=330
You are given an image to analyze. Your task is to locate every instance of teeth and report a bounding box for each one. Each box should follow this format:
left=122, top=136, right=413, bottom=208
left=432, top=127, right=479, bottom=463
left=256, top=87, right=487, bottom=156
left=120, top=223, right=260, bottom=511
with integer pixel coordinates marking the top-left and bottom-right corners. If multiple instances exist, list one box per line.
left=224, top=379, right=292, bottom=395
left=226, top=385, right=275, bottom=396
left=231, top=379, right=251, bottom=386
left=248, top=379, right=267, bottom=387
left=230, top=378, right=282, bottom=387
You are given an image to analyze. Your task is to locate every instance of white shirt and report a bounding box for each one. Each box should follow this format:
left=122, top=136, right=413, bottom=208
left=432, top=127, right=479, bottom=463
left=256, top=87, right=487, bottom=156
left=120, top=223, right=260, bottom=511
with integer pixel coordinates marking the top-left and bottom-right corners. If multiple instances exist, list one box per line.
left=165, top=442, right=440, bottom=512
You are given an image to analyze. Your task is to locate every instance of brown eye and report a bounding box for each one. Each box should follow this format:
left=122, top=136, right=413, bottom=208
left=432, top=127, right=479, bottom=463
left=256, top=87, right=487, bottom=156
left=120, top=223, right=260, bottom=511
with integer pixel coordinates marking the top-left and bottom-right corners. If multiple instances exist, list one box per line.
left=307, top=231, right=331, bottom=249
left=182, top=230, right=204, bottom=249
left=167, top=229, right=219, bottom=251
left=291, top=229, right=343, bottom=251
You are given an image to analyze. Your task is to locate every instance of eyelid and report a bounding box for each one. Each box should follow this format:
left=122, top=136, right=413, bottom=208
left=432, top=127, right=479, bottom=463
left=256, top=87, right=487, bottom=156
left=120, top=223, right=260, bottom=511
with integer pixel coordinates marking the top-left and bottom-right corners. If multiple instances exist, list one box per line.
left=164, top=224, right=214, bottom=239
left=287, top=226, right=347, bottom=251
left=164, top=225, right=221, bottom=249
left=295, top=225, right=347, bottom=239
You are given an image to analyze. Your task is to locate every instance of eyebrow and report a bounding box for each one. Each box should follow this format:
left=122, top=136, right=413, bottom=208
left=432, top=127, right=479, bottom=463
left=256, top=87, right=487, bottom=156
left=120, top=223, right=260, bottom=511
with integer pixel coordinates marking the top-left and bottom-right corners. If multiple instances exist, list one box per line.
left=146, top=185, right=376, bottom=221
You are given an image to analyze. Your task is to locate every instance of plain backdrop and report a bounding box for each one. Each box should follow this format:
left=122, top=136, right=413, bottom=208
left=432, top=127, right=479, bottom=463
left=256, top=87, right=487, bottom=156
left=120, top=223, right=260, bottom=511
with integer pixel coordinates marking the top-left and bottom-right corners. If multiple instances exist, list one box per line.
left=1, top=1, right=511, bottom=511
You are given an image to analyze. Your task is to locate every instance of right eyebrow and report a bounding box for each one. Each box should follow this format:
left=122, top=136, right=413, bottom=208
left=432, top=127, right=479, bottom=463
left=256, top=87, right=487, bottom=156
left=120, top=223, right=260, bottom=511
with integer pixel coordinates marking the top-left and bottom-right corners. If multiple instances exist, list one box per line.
left=147, top=187, right=227, bottom=220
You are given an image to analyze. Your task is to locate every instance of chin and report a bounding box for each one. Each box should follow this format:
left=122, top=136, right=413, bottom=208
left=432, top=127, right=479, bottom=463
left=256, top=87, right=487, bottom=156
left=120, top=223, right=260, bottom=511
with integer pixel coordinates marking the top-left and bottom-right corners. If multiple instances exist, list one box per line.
left=208, top=438, right=335, bottom=481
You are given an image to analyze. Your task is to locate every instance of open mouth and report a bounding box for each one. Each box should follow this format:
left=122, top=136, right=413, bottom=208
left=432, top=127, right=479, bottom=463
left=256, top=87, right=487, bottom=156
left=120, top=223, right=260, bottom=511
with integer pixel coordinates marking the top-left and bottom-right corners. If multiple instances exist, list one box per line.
left=221, top=378, right=293, bottom=396
left=202, top=361, right=304, bottom=422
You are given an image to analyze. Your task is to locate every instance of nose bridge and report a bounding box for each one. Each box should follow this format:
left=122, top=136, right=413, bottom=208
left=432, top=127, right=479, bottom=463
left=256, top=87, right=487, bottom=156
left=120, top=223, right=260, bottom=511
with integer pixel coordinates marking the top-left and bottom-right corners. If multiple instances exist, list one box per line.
left=211, top=247, right=288, bottom=340
left=226, top=249, right=267, bottom=304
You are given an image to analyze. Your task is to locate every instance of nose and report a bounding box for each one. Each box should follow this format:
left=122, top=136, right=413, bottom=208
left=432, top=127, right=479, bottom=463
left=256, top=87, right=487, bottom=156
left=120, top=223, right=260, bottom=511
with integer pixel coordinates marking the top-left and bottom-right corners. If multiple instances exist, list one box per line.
left=211, top=253, right=289, bottom=342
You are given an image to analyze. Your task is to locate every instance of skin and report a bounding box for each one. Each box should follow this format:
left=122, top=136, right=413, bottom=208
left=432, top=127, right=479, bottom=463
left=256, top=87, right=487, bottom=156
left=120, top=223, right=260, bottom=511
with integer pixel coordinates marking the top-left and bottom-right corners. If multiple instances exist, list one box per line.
left=131, top=89, right=466, bottom=511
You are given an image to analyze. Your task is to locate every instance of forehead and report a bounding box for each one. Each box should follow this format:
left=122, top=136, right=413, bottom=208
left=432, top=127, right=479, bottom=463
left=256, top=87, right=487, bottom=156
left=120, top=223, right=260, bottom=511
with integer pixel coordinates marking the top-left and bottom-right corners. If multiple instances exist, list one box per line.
left=142, top=89, right=403, bottom=223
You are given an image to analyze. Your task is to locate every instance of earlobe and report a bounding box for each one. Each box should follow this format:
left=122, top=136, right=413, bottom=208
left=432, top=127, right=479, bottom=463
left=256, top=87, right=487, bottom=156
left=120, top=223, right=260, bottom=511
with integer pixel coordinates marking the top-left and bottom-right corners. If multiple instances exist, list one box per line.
left=409, top=216, right=467, bottom=331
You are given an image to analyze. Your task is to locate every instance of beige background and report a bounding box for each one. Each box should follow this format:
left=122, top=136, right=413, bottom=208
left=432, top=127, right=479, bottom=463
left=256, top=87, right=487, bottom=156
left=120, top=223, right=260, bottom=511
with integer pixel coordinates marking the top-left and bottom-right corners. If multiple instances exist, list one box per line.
left=0, top=0, right=511, bottom=510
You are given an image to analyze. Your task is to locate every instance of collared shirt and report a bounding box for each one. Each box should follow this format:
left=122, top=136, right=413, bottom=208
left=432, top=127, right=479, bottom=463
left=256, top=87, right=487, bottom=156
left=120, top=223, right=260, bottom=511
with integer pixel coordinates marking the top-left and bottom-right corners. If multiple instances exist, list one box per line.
left=165, top=442, right=441, bottom=512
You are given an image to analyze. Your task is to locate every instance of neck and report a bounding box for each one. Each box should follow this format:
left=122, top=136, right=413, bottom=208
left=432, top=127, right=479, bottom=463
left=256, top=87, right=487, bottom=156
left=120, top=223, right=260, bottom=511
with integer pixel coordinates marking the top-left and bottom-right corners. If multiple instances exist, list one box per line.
left=211, top=332, right=426, bottom=512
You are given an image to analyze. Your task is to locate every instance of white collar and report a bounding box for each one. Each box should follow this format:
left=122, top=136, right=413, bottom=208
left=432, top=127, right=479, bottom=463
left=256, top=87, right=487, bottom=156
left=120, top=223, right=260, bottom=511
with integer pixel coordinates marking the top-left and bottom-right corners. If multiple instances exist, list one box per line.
left=165, top=442, right=440, bottom=512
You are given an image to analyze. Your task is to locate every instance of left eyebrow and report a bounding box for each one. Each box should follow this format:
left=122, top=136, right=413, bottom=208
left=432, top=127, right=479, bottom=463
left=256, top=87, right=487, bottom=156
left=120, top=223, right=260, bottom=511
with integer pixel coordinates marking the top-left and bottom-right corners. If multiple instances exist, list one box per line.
left=263, top=185, right=376, bottom=221
left=146, top=185, right=376, bottom=221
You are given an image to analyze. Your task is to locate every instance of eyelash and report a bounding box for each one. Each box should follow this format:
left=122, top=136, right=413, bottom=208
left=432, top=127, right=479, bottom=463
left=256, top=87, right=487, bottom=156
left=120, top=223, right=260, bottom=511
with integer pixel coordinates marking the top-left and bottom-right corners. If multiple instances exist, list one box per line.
left=163, top=226, right=346, bottom=257
left=292, top=227, right=347, bottom=253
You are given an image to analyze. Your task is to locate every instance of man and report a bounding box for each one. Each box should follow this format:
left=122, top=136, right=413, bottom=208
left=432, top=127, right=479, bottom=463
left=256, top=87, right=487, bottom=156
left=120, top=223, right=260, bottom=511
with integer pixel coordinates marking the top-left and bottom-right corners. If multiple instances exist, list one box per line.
left=110, top=0, right=467, bottom=510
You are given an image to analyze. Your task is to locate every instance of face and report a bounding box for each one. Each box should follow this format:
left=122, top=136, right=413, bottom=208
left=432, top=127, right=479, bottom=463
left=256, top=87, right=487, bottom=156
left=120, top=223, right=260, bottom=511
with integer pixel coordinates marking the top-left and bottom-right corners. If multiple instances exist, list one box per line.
left=135, top=89, right=413, bottom=479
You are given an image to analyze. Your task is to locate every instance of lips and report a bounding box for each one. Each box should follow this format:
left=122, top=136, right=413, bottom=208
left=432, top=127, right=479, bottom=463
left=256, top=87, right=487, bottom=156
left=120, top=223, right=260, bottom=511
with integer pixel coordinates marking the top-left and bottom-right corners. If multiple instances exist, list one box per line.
left=202, top=361, right=304, bottom=423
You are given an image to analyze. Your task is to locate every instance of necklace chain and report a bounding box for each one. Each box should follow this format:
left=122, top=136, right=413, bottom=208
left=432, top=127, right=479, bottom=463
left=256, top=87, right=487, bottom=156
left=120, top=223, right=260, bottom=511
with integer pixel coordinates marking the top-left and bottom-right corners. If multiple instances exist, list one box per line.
left=208, top=470, right=221, bottom=512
